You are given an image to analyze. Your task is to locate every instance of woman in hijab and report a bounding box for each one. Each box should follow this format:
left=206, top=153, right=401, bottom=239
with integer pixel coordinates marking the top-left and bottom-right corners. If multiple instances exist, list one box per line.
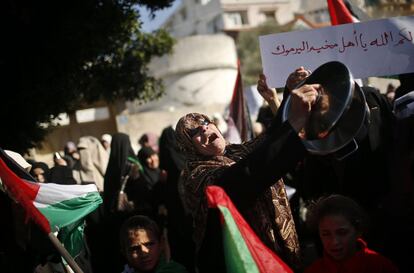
left=75, top=136, right=109, bottom=192
left=175, top=83, right=319, bottom=272
left=29, top=161, right=50, bottom=183
left=103, top=132, right=139, bottom=214
left=97, top=133, right=141, bottom=273
left=123, top=146, right=166, bottom=219
left=137, top=146, right=165, bottom=191
left=138, top=132, right=159, bottom=153
left=158, top=126, right=196, bottom=271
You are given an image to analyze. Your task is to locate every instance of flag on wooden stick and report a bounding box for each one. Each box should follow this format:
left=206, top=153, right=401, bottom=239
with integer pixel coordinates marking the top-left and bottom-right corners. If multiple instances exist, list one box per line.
left=0, top=148, right=102, bottom=259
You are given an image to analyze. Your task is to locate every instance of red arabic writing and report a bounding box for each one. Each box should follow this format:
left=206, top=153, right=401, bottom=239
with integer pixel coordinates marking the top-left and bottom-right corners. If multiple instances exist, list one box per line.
left=271, top=28, right=413, bottom=56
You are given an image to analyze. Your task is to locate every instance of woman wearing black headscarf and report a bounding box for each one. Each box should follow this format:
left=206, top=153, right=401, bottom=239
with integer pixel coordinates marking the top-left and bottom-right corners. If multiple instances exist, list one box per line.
left=159, top=126, right=196, bottom=272
left=94, top=133, right=140, bottom=273
left=137, top=147, right=164, bottom=190
left=103, top=132, right=139, bottom=214
left=126, top=147, right=166, bottom=219
left=29, top=161, right=50, bottom=183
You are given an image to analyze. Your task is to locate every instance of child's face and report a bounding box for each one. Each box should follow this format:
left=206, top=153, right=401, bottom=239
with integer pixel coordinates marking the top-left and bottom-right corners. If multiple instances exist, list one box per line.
left=32, top=167, right=46, bottom=183
left=125, top=228, right=161, bottom=272
left=146, top=154, right=159, bottom=169
left=318, top=214, right=359, bottom=261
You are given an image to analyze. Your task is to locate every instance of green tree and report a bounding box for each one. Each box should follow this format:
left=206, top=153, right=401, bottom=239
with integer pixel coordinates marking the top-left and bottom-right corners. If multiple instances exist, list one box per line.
left=1, top=0, right=175, bottom=153
left=237, top=20, right=294, bottom=87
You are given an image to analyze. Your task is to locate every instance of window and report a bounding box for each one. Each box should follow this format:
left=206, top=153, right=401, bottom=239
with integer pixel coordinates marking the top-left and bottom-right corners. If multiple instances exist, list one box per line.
left=207, top=17, right=219, bottom=33
left=180, top=8, right=187, bottom=21
left=224, top=11, right=248, bottom=27
left=75, top=107, right=110, bottom=123
left=261, top=11, right=276, bottom=21
left=164, top=22, right=173, bottom=32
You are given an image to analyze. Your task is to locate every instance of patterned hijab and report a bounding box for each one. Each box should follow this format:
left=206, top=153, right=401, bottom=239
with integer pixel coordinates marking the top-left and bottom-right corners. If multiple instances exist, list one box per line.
left=175, top=113, right=301, bottom=268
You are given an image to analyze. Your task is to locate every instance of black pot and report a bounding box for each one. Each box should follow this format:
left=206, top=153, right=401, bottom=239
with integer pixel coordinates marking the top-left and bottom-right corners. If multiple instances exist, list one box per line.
left=282, top=61, right=369, bottom=155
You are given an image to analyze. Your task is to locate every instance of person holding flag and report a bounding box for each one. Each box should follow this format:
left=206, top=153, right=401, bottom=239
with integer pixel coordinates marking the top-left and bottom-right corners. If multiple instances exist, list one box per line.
left=174, top=81, right=320, bottom=272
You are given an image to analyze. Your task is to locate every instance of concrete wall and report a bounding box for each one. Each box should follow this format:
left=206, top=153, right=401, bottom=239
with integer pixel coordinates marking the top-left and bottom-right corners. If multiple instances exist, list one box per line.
left=119, top=34, right=238, bottom=151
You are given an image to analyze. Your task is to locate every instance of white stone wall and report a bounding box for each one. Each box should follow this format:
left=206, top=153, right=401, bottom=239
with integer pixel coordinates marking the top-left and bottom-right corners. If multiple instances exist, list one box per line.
left=119, top=34, right=238, bottom=152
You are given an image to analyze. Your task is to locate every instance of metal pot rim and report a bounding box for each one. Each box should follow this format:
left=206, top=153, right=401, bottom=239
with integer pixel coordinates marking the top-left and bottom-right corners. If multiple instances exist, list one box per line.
left=282, top=61, right=368, bottom=155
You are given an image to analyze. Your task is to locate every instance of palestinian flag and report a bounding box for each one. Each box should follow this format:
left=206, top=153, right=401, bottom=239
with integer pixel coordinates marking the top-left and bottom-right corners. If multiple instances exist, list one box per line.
left=229, top=60, right=254, bottom=143
left=327, top=0, right=370, bottom=25
left=206, top=185, right=293, bottom=273
left=0, top=148, right=102, bottom=258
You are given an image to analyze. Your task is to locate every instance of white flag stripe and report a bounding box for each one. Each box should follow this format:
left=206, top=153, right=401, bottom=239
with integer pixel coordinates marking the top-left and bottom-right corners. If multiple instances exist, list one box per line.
left=34, top=183, right=99, bottom=208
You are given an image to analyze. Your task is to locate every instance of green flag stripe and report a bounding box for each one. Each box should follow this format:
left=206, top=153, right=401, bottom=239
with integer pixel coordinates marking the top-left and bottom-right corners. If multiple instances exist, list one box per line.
left=60, top=219, right=86, bottom=258
left=37, top=191, right=102, bottom=231
left=219, top=205, right=260, bottom=273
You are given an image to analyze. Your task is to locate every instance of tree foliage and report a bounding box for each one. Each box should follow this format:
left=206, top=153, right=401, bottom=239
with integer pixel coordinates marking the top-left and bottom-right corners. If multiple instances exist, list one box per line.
left=1, top=0, right=175, bottom=153
left=237, top=20, right=294, bottom=87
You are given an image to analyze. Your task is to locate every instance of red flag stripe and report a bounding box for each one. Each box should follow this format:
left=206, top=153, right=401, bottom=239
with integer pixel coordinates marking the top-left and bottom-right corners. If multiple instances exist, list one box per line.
left=327, top=0, right=356, bottom=25
left=229, top=60, right=253, bottom=142
left=0, top=157, right=51, bottom=233
left=229, top=61, right=245, bottom=140
left=207, top=185, right=293, bottom=273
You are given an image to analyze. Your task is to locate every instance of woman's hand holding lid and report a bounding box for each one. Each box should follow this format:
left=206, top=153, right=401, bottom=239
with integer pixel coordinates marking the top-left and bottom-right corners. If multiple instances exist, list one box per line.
left=288, top=84, right=320, bottom=135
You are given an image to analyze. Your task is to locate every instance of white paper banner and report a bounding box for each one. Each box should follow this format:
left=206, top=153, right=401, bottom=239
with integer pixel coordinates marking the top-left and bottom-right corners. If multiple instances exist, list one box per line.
left=259, top=16, right=414, bottom=87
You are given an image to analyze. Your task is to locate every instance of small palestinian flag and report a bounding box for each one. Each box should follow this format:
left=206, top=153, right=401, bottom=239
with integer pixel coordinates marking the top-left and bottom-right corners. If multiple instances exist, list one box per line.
left=0, top=148, right=102, bottom=258
left=206, top=185, right=293, bottom=273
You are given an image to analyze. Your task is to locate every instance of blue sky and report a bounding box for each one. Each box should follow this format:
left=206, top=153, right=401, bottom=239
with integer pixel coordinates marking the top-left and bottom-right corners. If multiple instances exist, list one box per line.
left=138, top=0, right=181, bottom=32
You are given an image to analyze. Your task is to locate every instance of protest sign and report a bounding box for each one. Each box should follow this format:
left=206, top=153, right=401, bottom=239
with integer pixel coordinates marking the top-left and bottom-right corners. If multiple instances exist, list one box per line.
left=259, top=16, right=414, bottom=87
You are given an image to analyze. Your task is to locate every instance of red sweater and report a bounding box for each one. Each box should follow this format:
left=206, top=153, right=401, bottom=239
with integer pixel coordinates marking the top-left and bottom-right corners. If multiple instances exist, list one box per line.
left=304, top=239, right=399, bottom=273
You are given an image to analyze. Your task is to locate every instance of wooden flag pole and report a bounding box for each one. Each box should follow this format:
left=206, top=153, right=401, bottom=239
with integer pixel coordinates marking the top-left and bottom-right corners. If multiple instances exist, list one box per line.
left=47, top=232, right=84, bottom=273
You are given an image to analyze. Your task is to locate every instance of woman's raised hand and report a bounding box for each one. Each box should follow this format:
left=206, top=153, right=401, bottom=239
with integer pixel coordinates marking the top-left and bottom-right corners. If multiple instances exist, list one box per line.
left=286, top=66, right=312, bottom=91
left=288, top=84, right=320, bottom=134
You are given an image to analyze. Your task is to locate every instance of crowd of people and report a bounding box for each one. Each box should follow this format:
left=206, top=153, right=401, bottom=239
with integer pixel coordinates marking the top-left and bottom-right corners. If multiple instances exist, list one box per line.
left=1, top=65, right=413, bottom=273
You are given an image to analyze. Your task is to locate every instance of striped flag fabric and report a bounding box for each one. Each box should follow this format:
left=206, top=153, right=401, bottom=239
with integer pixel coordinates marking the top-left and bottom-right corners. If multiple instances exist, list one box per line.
left=206, top=185, right=293, bottom=273
left=327, top=0, right=358, bottom=25
left=229, top=60, right=254, bottom=143
left=327, top=0, right=370, bottom=25
left=0, top=148, right=102, bottom=258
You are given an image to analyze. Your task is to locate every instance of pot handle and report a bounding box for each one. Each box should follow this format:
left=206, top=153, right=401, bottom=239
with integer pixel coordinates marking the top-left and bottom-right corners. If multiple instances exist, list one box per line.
left=334, top=138, right=359, bottom=161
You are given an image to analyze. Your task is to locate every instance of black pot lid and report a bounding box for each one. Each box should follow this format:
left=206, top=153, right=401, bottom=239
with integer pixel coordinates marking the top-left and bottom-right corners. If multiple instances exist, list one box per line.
left=301, top=84, right=368, bottom=155
left=282, top=61, right=368, bottom=154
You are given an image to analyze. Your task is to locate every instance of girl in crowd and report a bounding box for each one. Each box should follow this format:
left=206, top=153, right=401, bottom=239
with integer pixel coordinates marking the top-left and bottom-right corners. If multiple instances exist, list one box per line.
left=304, top=194, right=399, bottom=273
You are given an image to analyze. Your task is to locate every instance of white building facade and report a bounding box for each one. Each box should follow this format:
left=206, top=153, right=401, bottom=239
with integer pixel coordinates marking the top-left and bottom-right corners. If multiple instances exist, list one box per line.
left=162, top=0, right=314, bottom=38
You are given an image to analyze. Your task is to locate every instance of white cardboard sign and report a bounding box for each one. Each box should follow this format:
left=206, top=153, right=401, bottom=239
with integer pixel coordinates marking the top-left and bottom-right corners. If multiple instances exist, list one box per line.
left=259, top=16, right=414, bottom=87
